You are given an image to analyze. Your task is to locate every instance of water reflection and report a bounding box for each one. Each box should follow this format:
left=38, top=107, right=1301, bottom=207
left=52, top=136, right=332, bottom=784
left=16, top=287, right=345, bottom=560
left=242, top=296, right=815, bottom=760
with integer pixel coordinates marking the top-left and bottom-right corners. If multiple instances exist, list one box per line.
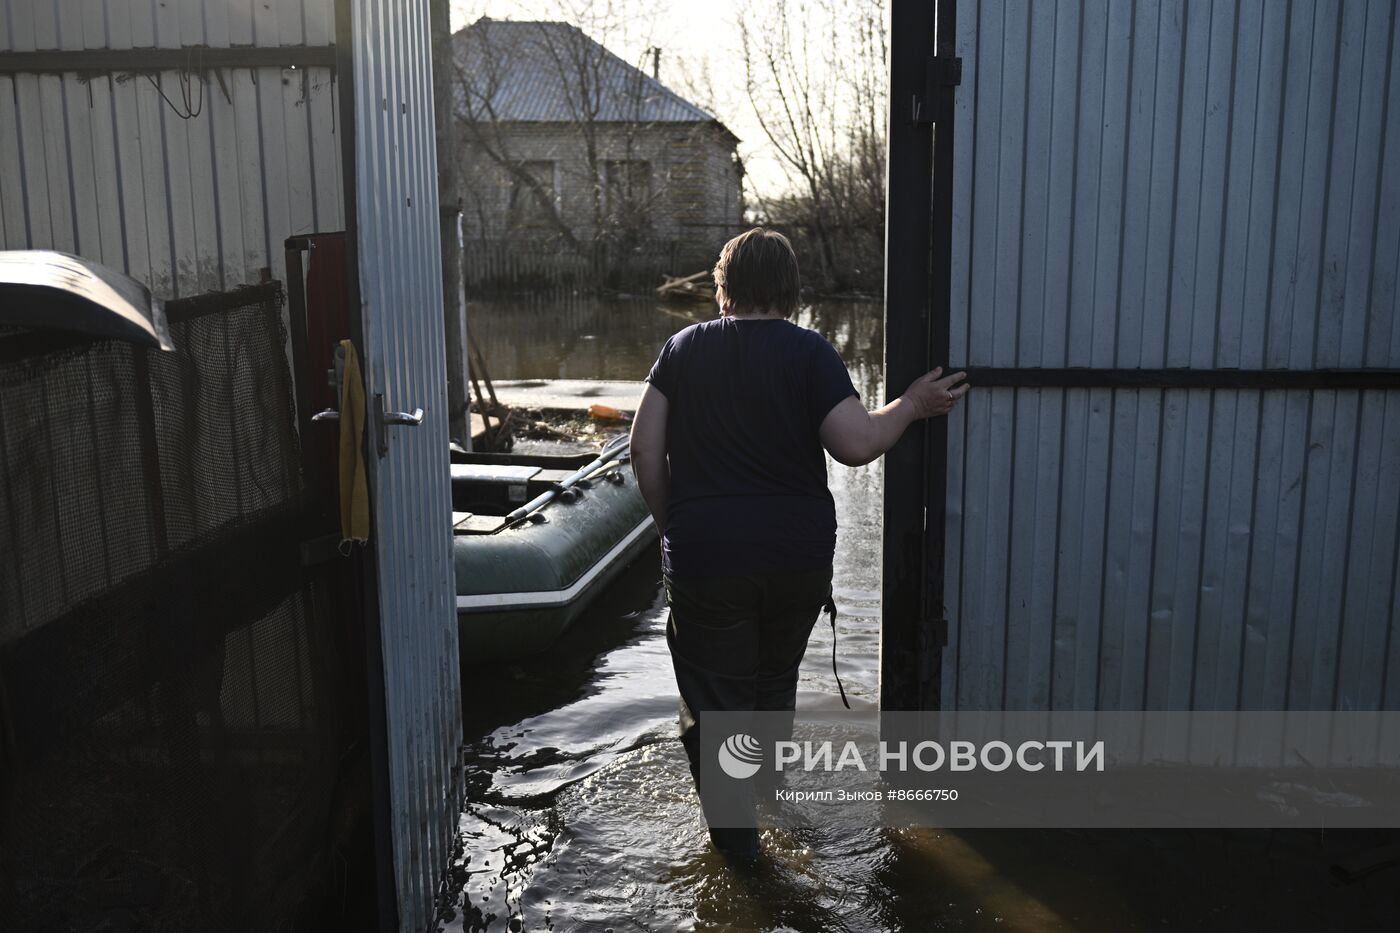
left=467, top=296, right=885, bottom=396
left=466, top=295, right=704, bottom=382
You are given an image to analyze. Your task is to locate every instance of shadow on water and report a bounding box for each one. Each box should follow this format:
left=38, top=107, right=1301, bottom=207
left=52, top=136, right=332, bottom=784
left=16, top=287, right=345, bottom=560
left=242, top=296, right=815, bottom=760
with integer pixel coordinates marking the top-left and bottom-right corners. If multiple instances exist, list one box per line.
left=446, top=298, right=1400, bottom=932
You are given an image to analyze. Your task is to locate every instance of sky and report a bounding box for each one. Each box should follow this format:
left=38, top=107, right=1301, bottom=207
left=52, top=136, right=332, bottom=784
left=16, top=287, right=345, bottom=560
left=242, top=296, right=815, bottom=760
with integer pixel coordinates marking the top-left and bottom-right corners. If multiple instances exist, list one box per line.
left=449, top=0, right=833, bottom=198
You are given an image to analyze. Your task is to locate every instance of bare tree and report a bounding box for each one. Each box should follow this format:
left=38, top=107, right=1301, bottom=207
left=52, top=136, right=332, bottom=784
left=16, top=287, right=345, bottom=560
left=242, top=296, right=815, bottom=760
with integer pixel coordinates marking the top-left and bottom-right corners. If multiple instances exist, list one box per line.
left=452, top=15, right=584, bottom=248
left=738, top=0, right=887, bottom=292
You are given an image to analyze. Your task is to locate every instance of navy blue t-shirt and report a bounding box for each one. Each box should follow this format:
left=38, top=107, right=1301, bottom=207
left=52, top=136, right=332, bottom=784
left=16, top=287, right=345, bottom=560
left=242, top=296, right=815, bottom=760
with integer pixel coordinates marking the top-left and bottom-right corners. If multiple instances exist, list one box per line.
left=644, top=317, right=859, bottom=578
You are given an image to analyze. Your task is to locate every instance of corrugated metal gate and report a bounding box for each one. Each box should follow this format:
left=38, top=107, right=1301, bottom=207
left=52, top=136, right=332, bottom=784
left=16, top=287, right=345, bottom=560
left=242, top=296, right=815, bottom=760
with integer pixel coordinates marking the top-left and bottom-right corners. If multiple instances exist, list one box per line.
left=342, top=0, right=462, bottom=929
left=938, top=0, right=1400, bottom=712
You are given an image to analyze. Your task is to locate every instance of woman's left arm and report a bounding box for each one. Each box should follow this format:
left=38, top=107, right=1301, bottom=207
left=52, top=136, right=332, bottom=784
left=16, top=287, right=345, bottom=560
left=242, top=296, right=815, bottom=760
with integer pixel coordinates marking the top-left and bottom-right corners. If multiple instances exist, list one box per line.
left=630, top=384, right=669, bottom=530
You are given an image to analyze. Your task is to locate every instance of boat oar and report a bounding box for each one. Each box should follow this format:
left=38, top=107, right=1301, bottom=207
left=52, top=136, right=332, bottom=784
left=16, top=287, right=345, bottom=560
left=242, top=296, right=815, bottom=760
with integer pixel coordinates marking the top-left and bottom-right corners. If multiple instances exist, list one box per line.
left=503, top=433, right=632, bottom=526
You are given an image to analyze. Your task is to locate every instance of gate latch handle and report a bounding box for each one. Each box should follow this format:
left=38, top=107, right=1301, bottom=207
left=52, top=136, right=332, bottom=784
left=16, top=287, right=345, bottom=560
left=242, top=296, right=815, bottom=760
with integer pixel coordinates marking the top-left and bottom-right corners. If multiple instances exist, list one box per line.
left=383, top=407, right=424, bottom=427
left=375, top=393, right=423, bottom=456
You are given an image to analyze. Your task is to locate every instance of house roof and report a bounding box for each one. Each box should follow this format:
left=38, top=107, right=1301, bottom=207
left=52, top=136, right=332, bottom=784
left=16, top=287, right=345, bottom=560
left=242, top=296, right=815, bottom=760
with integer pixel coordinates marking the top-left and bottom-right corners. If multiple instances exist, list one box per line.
left=452, top=18, right=733, bottom=135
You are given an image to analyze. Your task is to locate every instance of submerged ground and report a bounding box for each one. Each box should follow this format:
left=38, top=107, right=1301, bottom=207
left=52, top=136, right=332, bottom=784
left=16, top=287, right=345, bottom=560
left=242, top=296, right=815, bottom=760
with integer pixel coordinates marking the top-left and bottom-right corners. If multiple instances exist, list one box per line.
left=443, top=297, right=1398, bottom=932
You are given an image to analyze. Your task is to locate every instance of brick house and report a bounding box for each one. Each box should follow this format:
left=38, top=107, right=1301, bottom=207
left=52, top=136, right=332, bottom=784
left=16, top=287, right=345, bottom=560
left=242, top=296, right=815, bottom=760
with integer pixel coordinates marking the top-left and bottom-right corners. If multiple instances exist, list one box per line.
left=452, top=18, right=743, bottom=282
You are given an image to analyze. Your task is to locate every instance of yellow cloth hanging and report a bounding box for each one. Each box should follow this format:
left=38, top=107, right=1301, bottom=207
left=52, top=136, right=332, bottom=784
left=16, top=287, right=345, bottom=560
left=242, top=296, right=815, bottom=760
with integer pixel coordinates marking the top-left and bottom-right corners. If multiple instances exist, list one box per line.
left=338, top=339, right=370, bottom=547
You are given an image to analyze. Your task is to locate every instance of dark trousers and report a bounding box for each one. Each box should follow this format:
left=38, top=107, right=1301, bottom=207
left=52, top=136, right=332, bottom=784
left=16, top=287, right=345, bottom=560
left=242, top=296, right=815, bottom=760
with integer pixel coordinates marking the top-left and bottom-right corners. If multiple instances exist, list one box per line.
left=664, top=565, right=833, bottom=853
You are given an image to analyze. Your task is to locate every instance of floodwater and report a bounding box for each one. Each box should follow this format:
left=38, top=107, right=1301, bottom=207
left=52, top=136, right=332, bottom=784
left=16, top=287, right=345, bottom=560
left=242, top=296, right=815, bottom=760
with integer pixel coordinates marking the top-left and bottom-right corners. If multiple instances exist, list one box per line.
left=445, top=298, right=1399, bottom=932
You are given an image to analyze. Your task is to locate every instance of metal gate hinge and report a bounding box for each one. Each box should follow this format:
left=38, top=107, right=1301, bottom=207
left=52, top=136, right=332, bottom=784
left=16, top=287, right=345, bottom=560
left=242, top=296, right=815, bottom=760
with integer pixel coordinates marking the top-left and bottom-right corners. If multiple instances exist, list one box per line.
left=928, top=55, right=962, bottom=87
left=917, top=616, right=948, bottom=682
left=915, top=55, right=962, bottom=124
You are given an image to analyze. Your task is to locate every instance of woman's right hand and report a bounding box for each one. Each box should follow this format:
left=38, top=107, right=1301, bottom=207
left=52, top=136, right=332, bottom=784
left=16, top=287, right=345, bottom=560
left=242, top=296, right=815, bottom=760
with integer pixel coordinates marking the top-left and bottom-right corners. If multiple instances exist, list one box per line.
left=821, top=366, right=971, bottom=466
left=902, top=367, right=970, bottom=419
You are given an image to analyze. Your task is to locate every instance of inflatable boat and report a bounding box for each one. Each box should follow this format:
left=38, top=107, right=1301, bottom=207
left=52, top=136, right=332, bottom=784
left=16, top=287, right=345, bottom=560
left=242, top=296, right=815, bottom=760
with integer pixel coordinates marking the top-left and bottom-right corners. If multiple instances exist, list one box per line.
left=452, top=434, right=656, bottom=662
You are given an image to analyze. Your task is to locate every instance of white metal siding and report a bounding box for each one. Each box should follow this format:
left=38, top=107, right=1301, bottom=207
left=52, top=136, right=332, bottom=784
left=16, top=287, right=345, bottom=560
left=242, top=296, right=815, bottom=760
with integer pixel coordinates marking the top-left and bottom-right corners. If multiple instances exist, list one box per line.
left=348, top=0, right=461, bottom=928
left=946, top=0, right=1400, bottom=711
left=0, top=0, right=343, bottom=298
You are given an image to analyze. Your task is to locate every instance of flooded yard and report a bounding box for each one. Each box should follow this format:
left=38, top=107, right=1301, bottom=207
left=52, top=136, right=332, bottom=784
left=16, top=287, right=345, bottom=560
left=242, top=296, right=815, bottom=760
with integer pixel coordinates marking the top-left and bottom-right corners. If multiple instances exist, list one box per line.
left=446, top=298, right=1399, bottom=932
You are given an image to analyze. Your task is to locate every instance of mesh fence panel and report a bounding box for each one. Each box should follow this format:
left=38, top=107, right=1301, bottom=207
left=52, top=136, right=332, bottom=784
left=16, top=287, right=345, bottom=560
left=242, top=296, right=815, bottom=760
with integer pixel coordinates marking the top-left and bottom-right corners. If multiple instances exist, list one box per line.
left=0, top=284, right=356, bottom=932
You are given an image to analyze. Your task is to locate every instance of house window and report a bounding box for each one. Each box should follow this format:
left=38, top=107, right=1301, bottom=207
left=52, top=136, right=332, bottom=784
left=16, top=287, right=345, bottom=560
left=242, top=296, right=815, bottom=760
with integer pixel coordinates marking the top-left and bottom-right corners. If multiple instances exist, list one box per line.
left=507, top=161, right=556, bottom=230
left=604, top=160, right=653, bottom=225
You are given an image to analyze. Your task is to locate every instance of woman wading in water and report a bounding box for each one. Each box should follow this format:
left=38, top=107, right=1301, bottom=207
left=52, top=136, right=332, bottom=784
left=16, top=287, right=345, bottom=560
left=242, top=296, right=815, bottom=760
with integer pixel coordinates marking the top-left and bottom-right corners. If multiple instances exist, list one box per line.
left=630, top=228, right=969, bottom=859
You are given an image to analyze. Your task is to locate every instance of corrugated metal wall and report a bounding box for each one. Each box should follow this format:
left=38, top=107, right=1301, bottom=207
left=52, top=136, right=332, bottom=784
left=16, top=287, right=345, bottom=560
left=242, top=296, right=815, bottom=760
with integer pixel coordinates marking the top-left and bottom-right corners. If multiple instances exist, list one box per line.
left=945, top=0, right=1400, bottom=711
left=0, top=0, right=343, bottom=298
left=347, top=0, right=462, bottom=928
